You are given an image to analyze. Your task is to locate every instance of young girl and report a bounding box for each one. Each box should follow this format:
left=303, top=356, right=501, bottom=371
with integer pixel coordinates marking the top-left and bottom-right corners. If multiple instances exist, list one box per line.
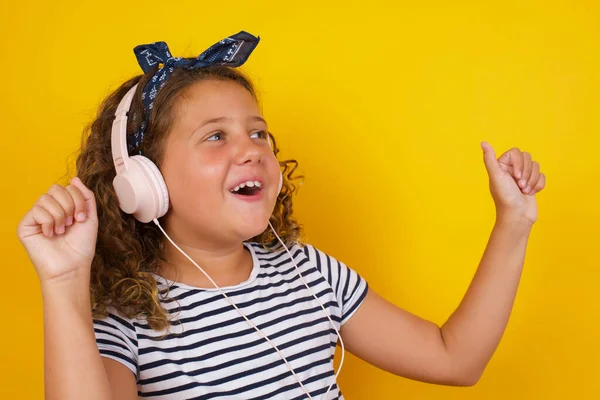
left=17, top=31, right=546, bottom=400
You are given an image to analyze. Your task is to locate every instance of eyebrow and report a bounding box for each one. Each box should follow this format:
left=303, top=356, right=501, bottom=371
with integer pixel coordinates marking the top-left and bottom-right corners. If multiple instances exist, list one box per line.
left=198, top=116, right=268, bottom=129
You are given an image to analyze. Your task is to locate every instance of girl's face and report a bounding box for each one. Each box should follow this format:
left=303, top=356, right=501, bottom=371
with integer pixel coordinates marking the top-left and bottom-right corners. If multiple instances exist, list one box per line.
left=160, top=79, right=281, bottom=246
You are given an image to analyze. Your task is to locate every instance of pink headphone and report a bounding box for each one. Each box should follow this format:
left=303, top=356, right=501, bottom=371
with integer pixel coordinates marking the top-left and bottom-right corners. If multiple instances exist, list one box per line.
left=111, top=83, right=283, bottom=223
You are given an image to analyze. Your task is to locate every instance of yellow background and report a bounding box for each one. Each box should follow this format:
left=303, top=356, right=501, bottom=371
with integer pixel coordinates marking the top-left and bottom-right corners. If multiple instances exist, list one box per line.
left=2, top=0, right=599, bottom=398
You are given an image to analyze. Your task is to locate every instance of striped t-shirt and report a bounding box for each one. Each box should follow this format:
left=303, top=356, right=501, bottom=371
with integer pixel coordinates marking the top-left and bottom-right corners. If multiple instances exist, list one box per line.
left=93, top=242, right=368, bottom=399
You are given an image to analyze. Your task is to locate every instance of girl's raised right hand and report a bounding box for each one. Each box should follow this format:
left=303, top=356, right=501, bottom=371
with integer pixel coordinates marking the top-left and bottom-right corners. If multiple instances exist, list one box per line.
left=17, top=177, right=99, bottom=284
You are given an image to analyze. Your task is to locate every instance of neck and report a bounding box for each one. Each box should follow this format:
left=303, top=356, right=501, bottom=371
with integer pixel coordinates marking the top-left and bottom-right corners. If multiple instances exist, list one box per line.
left=158, top=230, right=254, bottom=289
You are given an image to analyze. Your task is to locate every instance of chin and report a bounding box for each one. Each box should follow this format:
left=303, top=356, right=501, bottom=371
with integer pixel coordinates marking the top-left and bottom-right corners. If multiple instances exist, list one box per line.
left=232, top=216, right=270, bottom=242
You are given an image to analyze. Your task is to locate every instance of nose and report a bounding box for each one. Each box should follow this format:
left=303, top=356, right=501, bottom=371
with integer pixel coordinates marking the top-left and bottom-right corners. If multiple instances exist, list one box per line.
left=232, top=133, right=263, bottom=165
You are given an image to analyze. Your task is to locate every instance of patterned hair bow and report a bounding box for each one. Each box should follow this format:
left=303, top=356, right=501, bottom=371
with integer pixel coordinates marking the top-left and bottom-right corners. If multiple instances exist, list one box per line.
left=127, top=31, right=260, bottom=154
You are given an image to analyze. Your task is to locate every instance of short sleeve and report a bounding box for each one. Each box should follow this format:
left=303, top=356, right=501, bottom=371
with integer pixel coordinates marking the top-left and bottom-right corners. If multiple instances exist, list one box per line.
left=93, top=311, right=139, bottom=379
left=302, top=244, right=369, bottom=325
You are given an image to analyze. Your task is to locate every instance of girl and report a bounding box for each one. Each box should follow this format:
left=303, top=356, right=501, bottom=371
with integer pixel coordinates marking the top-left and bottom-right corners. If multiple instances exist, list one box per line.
left=17, top=31, right=546, bottom=400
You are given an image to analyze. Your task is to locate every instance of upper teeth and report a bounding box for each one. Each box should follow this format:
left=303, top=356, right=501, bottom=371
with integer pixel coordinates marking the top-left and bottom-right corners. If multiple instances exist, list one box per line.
left=231, top=180, right=262, bottom=192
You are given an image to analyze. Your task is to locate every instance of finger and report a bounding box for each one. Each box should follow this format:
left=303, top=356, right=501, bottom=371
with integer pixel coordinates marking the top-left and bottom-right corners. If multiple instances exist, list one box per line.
left=497, top=162, right=516, bottom=175
left=69, top=177, right=97, bottom=222
left=518, top=152, right=533, bottom=189
left=524, top=161, right=539, bottom=193
left=530, top=173, right=546, bottom=195
left=498, top=147, right=524, bottom=180
left=30, top=205, right=56, bottom=238
left=48, top=184, right=76, bottom=227
left=36, top=194, right=66, bottom=235
left=65, top=184, right=87, bottom=224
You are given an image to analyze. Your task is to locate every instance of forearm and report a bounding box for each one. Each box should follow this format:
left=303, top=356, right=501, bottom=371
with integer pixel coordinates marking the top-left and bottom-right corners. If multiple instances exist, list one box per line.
left=440, top=215, right=532, bottom=382
left=41, top=273, right=112, bottom=400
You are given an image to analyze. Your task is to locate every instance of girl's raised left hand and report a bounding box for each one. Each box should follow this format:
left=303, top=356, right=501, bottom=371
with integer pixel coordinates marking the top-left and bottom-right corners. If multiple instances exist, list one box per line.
left=481, top=142, right=546, bottom=225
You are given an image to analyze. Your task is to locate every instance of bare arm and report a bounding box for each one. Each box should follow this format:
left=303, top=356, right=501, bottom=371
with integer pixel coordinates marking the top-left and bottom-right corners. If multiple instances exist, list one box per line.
left=18, top=178, right=137, bottom=400
left=41, top=272, right=138, bottom=400
left=439, top=217, right=531, bottom=382
left=42, top=273, right=111, bottom=400
left=341, top=144, right=544, bottom=386
left=341, top=217, right=532, bottom=386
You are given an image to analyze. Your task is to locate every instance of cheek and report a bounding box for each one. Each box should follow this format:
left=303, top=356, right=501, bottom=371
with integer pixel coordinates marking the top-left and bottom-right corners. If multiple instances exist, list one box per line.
left=163, top=154, right=227, bottom=204
left=267, top=155, right=282, bottom=181
left=263, top=150, right=279, bottom=170
left=265, top=155, right=282, bottom=198
left=184, top=163, right=226, bottom=197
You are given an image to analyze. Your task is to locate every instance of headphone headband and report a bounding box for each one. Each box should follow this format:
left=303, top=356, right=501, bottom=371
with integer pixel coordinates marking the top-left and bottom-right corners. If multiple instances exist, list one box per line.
left=111, top=84, right=138, bottom=174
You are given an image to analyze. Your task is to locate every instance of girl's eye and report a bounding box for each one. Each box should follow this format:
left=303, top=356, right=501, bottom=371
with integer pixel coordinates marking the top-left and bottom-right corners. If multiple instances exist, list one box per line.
left=206, top=131, right=267, bottom=142
left=207, top=132, right=223, bottom=141
left=251, top=131, right=268, bottom=139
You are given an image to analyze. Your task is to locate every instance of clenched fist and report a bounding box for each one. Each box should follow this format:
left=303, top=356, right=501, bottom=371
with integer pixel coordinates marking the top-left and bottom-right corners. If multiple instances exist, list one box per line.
left=17, top=177, right=99, bottom=284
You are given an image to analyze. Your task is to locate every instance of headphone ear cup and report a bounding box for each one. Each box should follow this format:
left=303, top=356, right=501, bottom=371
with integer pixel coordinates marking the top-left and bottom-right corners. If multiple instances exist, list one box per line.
left=133, top=155, right=170, bottom=217
left=112, top=155, right=169, bottom=223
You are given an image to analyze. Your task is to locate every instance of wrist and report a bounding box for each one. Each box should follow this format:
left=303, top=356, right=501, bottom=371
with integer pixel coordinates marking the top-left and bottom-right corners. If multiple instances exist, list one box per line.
left=40, top=269, right=91, bottom=301
left=494, top=213, right=533, bottom=235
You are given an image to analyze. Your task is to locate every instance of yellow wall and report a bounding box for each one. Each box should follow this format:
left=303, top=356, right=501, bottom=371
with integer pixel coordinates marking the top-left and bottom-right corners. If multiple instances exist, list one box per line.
left=2, top=0, right=598, bottom=398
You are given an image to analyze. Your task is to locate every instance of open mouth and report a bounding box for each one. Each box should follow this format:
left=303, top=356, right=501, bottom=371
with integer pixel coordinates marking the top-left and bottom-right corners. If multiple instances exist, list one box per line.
left=229, top=180, right=263, bottom=198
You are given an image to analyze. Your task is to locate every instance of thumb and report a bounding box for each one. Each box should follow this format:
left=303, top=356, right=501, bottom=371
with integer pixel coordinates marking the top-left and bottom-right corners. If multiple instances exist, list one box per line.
left=481, top=141, right=501, bottom=176
left=70, top=177, right=98, bottom=223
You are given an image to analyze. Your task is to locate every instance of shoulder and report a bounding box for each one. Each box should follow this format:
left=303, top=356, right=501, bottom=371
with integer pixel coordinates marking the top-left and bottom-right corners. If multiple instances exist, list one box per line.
left=93, top=307, right=138, bottom=344
left=93, top=307, right=139, bottom=377
left=246, top=241, right=368, bottom=324
left=295, top=242, right=370, bottom=324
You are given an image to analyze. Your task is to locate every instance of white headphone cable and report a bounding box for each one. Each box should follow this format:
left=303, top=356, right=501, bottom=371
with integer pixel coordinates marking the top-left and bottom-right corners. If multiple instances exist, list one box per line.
left=153, top=219, right=313, bottom=399
left=153, top=218, right=344, bottom=400
left=268, top=221, right=345, bottom=400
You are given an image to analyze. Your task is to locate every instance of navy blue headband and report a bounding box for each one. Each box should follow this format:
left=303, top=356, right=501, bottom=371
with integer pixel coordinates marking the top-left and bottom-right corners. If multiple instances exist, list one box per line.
left=127, top=31, right=260, bottom=154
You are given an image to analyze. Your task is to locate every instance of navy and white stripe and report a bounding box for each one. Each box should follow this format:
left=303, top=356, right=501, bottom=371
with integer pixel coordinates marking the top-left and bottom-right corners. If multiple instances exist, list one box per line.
left=94, top=242, right=368, bottom=399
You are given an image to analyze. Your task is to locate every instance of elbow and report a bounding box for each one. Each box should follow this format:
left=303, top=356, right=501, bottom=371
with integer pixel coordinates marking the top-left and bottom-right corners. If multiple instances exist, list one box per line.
left=442, top=349, right=486, bottom=386
left=451, top=367, right=484, bottom=387
left=457, top=372, right=482, bottom=387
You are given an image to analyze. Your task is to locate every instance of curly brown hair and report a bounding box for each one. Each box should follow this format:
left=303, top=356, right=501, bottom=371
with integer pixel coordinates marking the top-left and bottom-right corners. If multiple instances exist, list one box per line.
left=75, top=65, right=304, bottom=331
